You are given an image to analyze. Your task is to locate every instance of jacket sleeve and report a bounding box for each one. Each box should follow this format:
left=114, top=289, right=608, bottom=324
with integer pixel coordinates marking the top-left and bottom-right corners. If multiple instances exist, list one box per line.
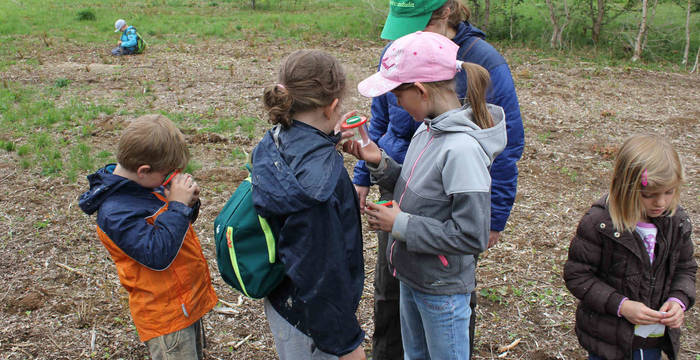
left=121, top=29, right=138, bottom=48
left=563, top=212, right=626, bottom=316
left=98, top=200, right=192, bottom=270
left=486, top=64, right=524, bottom=232
left=353, top=93, right=391, bottom=186
left=668, top=214, right=697, bottom=310
left=276, top=204, right=364, bottom=356
left=366, top=150, right=402, bottom=193
left=391, top=144, right=489, bottom=256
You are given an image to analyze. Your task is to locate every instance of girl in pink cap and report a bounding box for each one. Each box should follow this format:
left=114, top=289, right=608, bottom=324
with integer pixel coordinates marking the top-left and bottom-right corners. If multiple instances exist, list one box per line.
left=344, top=31, right=506, bottom=360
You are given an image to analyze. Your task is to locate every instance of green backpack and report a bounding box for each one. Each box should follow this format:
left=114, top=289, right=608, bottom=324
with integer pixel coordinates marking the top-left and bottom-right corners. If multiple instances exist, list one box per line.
left=133, top=29, right=147, bottom=54
left=214, top=164, right=285, bottom=299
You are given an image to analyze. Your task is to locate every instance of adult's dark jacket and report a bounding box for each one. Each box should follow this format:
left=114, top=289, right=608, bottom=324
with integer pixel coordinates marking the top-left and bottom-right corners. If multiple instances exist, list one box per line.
left=251, top=121, right=365, bottom=356
left=563, top=197, right=696, bottom=360
left=353, top=21, right=525, bottom=232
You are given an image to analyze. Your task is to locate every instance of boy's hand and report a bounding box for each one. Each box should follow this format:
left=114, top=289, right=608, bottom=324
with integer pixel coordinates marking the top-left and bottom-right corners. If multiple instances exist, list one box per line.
left=365, top=201, right=400, bottom=233
left=658, top=301, right=684, bottom=328
left=118, top=40, right=122, bottom=46
left=620, top=300, right=664, bottom=325
left=166, top=173, right=197, bottom=206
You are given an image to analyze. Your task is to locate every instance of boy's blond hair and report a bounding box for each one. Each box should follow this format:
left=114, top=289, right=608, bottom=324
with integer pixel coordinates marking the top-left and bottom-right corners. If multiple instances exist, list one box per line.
left=117, top=114, right=190, bottom=172
left=608, top=134, right=684, bottom=232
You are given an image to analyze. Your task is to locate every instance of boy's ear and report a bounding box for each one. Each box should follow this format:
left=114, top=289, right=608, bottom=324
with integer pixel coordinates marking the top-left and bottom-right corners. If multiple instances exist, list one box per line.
left=135, top=164, right=152, bottom=178
left=323, top=98, right=340, bottom=120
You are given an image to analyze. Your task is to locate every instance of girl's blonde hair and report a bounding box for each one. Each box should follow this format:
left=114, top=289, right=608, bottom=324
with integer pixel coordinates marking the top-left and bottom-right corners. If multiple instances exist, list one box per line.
left=263, top=50, right=346, bottom=128
left=394, top=62, right=493, bottom=129
left=608, top=134, right=684, bottom=232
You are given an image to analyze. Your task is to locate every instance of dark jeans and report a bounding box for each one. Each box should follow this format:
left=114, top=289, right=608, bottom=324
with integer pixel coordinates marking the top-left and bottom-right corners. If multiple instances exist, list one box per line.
left=372, top=191, right=478, bottom=360
left=373, top=228, right=403, bottom=360
left=588, top=349, right=661, bottom=360
left=111, top=46, right=135, bottom=56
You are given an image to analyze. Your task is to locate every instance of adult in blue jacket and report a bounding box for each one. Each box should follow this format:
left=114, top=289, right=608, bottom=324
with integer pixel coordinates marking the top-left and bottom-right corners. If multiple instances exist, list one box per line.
left=354, top=1, right=525, bottom=359
left=112, top=19, right=138, bottom=56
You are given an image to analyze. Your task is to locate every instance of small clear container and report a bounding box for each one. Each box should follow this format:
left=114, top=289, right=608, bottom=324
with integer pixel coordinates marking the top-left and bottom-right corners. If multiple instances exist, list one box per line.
left=341, top=115, right=370, bottom=147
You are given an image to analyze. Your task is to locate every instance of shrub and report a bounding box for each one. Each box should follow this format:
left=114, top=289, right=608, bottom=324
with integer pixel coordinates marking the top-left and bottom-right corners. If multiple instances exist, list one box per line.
left=76, top=9, right=96, bottom=21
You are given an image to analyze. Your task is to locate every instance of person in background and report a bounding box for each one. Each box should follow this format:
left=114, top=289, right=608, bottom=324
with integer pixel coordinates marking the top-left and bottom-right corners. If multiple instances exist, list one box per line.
left=564, top=134, right=696, bottom=360
left=112, top=18, right=138, bottom=56
left=353, top=1, right=525, bottom=358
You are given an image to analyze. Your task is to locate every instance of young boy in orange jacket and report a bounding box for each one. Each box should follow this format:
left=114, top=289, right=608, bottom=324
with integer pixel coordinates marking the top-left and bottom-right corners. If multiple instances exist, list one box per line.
left=79, top=114, right=217, bottom=359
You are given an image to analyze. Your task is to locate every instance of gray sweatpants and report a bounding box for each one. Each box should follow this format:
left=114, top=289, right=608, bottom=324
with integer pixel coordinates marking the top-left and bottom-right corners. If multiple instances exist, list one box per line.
left=264, top=298, right=338, bottom=360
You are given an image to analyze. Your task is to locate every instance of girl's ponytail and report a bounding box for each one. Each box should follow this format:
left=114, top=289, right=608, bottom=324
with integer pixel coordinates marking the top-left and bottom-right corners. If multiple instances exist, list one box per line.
left=263, top=50, right=346, bottom=129
left=263, top=84, right=293, bottom=128
left=461, top=62, right=493, bottom=129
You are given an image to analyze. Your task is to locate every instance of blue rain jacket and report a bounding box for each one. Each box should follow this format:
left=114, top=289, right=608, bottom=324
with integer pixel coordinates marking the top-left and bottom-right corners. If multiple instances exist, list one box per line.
left=251, top=121, right=365, bottom=356
left=353, top=21, right=525, bottom=231
left=120, top=26, right=138, bottom=51
left=78, top=164, right=200, bottom=270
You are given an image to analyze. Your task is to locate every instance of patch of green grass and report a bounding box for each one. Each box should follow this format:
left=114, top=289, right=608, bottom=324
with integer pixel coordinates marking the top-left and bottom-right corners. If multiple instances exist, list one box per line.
left=54, top=78, right=71, bottom=88
left=0, top=0, right=388, bottom=47
left=0, top=82, right=115, bottom=178
left=0, top=140, right=15, bottom=152
left=230, top=147, right=247, bottom=161
left=559, top=166, right=579, bottom=182
left=184, top=159, right=202, bottom=174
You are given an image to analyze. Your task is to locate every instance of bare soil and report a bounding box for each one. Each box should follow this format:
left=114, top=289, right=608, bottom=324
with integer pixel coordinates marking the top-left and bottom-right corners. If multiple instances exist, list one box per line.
left=1, top=39, right=698, bottom=360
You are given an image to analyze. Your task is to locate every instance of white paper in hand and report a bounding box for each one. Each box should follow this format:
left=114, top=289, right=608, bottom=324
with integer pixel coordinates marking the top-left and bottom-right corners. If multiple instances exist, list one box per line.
left=634, top=323, right=665, bottom=338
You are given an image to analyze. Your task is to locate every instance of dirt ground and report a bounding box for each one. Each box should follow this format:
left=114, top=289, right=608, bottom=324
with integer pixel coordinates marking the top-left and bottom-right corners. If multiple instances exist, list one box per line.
left=0, top=38, right=698, bottom=360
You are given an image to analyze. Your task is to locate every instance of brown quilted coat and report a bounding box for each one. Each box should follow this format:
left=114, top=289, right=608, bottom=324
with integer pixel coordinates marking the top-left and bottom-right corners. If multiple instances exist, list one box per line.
left=563, top=197, right=696, bottom=360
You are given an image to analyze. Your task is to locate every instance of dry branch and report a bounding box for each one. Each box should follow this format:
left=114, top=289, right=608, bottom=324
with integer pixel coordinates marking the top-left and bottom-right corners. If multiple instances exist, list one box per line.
left=497, top=338, right=522, bottom=353
left=56, top=262, right=88, bottom=277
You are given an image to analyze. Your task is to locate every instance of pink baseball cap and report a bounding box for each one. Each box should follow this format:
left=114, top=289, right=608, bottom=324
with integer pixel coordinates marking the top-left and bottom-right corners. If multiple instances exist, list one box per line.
left=358, top=31, right=460, bottom=98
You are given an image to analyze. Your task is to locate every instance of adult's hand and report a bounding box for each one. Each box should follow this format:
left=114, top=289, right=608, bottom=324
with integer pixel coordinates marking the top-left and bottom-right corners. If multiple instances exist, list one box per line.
left=354, top=185, right=369, bottom=214
left=487, top=230, right=500, bottom=248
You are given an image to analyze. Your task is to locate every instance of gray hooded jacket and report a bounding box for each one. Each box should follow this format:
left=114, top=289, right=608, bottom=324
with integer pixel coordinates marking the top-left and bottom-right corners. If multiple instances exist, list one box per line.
left=368, top=104, right=507, bottom=295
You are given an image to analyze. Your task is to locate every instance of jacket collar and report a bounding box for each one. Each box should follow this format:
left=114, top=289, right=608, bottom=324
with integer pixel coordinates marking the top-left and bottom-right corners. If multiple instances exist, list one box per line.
left=592, top=196, right=670, bottom=268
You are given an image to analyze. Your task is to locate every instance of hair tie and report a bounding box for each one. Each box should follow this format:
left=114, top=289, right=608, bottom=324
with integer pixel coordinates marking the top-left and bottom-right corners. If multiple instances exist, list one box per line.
left=641, top=168, right=648, bottom=187
left=456, top=60, right=464, bottom=72
left=277, top=83, right=286, bottom=90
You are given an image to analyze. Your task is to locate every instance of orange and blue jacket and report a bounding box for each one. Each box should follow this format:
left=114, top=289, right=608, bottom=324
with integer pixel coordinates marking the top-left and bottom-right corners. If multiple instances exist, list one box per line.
left=79, top=164, right=217, bottom=342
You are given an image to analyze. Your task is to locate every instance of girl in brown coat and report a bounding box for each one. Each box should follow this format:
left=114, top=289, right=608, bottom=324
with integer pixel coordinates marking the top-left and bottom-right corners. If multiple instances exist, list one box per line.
left=564, top=134, right=696, bottom=360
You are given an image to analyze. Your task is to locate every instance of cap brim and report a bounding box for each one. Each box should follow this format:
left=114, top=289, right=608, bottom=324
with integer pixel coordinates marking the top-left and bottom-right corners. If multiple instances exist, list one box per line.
left=358, top=71, right=403, bottom=98
left=380, top=11, right=432, bottom=40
